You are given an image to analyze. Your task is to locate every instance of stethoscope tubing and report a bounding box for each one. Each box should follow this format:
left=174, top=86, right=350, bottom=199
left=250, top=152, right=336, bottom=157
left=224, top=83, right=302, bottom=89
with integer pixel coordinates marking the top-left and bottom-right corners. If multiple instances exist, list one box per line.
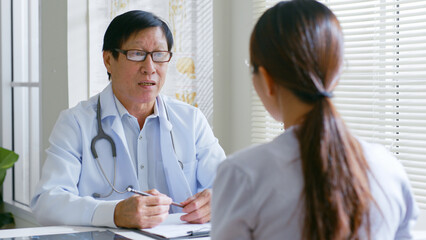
left=91, top=95, right=183, bottom=198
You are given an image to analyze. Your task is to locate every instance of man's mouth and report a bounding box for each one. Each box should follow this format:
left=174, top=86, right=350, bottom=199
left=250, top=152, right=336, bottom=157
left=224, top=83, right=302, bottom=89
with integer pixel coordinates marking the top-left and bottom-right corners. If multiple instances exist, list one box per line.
left=138, top=82, right=155, bottom=86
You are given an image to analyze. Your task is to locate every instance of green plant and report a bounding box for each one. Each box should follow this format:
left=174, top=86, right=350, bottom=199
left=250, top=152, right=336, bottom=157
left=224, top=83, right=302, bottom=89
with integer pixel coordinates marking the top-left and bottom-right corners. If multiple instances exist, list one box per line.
left=0, top=147, right=19, bottom=228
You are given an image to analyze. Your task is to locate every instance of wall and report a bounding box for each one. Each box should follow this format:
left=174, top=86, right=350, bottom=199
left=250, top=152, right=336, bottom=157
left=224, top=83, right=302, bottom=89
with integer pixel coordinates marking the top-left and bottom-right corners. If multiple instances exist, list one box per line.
left=67, top=0, right=89, bottom=108
left=213, top=0, right=253, bottom=155
left=41, top=0, right=89, bottom=167
left=40, top=0, right=69, bottom=166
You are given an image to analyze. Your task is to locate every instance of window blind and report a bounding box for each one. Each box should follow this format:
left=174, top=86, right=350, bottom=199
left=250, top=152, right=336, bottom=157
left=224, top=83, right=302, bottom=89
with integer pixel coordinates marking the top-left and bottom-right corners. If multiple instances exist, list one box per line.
left=251, top=0, right=426, bottom=209
left=251, top=0, right=285, bottom=144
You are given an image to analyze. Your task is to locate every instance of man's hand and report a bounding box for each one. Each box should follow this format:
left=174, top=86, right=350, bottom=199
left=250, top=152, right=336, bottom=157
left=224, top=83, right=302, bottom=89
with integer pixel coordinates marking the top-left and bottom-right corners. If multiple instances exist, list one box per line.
left=114, top=189, right=172, bottom=229
left=180, top=189, right=211, bottom=224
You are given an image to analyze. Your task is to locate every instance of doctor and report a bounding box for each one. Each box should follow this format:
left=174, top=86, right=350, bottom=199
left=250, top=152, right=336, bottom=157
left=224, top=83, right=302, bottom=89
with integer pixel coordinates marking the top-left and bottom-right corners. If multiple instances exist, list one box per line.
left=31, top=10, right=225, bottom=229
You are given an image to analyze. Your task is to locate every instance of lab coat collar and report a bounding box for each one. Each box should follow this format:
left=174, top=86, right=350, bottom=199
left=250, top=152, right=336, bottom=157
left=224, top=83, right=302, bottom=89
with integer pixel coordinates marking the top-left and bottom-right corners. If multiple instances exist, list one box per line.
left=114, top=95, right=130, bottom=119
left=98, top=83, right=119, bottom=120
left=97, top=84, right=133, bottom=170
left=156, top=95, right=173, bottom=131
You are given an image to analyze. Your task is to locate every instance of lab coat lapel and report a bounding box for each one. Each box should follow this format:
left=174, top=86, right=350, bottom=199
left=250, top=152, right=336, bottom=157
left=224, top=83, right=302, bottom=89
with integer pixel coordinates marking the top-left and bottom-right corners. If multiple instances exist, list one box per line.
left=99, top=85, right=132, bottom=168
left=157, top=95, right=193, bottom=208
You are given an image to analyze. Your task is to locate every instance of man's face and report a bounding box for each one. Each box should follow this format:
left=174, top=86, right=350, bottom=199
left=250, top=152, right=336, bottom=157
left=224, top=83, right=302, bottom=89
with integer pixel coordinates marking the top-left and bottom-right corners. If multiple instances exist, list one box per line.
left=104, top=27, right=169, bottom=108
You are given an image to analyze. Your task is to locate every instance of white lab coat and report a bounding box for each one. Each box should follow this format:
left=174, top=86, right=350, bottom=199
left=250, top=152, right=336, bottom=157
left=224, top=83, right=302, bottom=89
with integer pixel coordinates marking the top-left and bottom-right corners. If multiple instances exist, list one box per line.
left=212, top=126, right=418, bottom=240
left=31, top=84, right=226, bottom=226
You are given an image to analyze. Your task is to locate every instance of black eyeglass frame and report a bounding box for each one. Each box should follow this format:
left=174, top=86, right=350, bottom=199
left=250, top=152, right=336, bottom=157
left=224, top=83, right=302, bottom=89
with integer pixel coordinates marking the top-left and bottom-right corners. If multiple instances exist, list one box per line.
left=114, top=48, right=173, bottom=63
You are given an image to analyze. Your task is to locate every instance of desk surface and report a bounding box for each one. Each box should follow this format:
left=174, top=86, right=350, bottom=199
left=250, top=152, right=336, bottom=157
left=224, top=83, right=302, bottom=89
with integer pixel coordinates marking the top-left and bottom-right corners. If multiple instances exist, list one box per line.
left=1, top=226, right=425, bottom=239
left=0, top=226, right=210, bottom=239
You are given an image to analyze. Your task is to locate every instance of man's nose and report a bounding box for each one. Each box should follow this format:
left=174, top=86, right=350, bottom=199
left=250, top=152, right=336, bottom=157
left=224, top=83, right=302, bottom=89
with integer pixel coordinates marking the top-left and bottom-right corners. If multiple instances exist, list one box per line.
left=141, top=54, right=156, bottom=75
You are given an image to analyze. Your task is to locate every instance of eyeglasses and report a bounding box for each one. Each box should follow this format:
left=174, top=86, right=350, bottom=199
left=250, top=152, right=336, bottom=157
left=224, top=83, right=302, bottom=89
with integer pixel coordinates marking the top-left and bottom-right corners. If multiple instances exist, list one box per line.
left=114, top=49, right=173, bottom=63
left=244, top=59, right=256, bottom=74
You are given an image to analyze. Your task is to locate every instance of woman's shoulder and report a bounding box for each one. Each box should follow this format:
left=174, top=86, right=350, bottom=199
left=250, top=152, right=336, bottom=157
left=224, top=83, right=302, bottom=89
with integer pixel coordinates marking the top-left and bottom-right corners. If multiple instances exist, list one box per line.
left=359, top=139, right=412, bottom=194
left=359, top=139, right=405, bottom=174
left=222, top=129, right=300, bottom=175
left=358, top=139, right=418, bottom=236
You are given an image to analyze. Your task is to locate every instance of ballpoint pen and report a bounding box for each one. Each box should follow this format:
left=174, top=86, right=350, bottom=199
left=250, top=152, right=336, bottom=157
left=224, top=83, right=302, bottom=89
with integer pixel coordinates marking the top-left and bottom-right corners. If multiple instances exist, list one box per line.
left=187, top=229, right=210, bottom=238
left=126, top=187, right=184, bottom=208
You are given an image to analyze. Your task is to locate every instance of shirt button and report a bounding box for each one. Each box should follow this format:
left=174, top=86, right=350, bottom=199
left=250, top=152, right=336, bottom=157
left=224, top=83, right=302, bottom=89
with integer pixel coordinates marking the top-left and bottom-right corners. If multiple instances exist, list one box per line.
left=140, top=165, right=145, bottom=170
left=138, top=136, right=143, bottom=140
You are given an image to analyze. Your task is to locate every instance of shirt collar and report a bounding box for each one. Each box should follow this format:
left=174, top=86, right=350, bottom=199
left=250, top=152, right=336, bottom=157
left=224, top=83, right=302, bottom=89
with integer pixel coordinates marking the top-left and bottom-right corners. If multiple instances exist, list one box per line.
left=113, top=95, right=159, bottom=119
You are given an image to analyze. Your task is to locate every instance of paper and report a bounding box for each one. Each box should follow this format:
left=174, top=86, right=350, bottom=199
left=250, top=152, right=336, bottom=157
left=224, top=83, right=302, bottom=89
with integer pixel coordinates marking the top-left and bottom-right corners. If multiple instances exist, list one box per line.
left=141, top=213, right=210, bottom=238
left=0, top=230, right=130, bottom=240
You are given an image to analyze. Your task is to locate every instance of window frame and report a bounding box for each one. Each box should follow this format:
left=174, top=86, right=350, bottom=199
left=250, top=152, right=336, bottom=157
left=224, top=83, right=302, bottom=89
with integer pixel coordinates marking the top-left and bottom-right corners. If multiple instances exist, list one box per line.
left=1, top=0, right=41, bottom=213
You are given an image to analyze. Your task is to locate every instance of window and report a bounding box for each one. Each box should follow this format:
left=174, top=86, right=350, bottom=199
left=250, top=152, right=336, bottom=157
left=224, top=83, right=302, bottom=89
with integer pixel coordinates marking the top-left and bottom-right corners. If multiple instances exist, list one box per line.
left=251, top=0, right=426, bottom=228
left=0, top=0, right=40, bottom=211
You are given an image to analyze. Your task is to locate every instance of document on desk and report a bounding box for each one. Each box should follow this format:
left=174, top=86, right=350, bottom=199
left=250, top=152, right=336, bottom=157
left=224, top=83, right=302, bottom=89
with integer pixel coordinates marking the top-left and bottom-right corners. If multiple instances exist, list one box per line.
left=0, top=230, right=131, bottom=240
left=139, top=213, right=210, bottom=239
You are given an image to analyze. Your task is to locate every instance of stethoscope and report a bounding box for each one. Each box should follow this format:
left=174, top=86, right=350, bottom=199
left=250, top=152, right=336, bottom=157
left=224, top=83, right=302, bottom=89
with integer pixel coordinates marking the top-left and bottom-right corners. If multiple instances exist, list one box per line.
left=91, top=96, right=183, bottom=198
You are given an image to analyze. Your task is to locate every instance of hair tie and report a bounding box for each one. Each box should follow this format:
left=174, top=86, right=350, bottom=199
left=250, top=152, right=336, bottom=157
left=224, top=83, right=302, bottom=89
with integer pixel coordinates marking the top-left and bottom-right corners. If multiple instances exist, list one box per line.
left=318, top=91, right=333, bottom=98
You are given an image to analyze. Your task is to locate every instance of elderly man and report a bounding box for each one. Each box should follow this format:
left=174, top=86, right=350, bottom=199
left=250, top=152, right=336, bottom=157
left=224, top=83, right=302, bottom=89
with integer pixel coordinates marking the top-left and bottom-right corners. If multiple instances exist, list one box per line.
left=31, top=10, right=225, bottom=229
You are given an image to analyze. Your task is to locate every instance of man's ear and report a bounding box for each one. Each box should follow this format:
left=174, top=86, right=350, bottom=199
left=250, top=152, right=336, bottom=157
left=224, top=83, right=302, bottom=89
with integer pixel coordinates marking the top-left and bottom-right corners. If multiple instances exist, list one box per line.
left=103, top=51, right=112, bottom=74
left=258, top=66, right=276, bottom=97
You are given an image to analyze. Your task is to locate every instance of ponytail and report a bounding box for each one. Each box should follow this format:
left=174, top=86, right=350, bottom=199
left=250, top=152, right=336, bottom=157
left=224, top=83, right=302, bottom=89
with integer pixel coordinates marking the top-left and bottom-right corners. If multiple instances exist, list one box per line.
left=297, top=97, right=372, bottom=240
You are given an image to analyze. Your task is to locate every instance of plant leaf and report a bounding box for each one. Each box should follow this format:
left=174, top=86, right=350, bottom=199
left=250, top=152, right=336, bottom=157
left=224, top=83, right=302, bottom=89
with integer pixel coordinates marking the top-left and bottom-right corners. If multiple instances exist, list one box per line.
left=0, top=170, right=6, bottom=187
left=0, top=147, right=19, bottom=170
left=0, top=212, right=15, bottom=228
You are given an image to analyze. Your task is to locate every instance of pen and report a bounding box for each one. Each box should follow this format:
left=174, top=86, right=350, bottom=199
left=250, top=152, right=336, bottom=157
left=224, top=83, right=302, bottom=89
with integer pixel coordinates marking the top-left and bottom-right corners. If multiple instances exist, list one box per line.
left=187, top=230, right=210, bottom=237
left=126, top=187, right=184, bottom=208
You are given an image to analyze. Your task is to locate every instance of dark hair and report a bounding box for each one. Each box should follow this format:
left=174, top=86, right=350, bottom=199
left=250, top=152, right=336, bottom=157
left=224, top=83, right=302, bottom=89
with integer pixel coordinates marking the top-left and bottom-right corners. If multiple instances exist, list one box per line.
left=250, top=1, right=373, bottom=239
left=102, top=10, right=174, bottom=78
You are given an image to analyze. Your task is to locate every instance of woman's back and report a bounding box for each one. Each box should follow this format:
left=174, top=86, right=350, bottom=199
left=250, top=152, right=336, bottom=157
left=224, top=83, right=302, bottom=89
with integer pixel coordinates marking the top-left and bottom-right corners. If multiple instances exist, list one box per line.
left=212, top=0, right=418, bottom=239
left=212, top=127, right=417, bottom=240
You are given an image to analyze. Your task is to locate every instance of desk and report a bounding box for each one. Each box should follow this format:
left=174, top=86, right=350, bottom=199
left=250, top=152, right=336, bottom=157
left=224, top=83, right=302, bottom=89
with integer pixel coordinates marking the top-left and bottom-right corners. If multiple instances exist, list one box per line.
left=1, top=226, right=426, bottom=239
left=0, top=226, right=210, bottom=239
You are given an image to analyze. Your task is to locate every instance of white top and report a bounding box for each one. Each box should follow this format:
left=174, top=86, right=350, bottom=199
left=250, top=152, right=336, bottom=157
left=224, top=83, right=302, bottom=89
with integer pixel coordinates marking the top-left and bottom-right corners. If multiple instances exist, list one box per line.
left=211, top=126, right=418, bottom=240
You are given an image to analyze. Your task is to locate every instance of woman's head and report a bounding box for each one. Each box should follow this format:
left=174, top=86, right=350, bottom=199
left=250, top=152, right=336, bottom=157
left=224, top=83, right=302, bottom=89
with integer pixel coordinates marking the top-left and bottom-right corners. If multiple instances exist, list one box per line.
left=250, top=0, right=343, bottom=104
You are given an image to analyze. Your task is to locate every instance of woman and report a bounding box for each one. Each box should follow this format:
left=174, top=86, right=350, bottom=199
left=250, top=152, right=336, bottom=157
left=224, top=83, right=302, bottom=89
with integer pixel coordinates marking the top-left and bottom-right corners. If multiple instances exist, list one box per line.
left=211, top=1, right=418, bottom=239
